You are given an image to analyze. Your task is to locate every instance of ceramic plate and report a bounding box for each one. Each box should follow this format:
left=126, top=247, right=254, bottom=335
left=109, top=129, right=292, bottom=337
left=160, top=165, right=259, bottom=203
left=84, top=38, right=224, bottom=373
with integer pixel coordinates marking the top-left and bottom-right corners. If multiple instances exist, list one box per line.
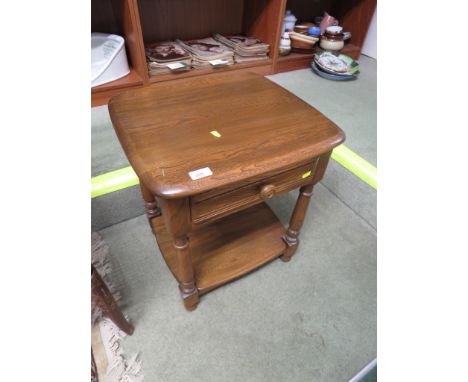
left=310, top=61, right=357, bottom=81
left=314, top=51, right=359, bottom=75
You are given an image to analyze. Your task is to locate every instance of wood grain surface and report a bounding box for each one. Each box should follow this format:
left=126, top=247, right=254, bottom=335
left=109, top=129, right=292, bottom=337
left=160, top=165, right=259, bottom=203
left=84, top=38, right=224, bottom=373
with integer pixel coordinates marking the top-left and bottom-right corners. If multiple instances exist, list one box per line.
left=109, top=71, right=345, bottom=198
left=138, top=0, right=243, bottom=42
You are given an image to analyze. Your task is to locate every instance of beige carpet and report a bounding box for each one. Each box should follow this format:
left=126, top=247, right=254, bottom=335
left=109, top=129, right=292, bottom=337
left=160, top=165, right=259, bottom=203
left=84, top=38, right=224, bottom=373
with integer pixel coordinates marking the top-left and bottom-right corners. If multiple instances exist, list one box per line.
left=97, top=185, right=376, bottom=381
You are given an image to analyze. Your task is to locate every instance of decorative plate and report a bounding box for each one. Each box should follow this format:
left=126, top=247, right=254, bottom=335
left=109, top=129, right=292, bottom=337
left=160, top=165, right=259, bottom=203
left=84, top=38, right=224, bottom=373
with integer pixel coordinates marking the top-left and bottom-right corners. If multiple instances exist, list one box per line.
left=314, top=51, right=359, bottom=75
left=310, top=61, right=357, bottom=81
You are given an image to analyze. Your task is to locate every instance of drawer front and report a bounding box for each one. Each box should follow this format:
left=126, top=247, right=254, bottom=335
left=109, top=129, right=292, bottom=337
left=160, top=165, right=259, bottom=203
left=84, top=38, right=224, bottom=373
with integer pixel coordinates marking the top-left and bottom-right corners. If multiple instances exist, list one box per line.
left=191, top=159, right=319, bottom=224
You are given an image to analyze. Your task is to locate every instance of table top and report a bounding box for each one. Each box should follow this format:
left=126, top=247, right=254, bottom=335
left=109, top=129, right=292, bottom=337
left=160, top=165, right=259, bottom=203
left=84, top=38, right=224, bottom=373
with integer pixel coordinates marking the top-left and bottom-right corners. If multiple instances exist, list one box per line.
left=109, top=72, right=345, bottom=198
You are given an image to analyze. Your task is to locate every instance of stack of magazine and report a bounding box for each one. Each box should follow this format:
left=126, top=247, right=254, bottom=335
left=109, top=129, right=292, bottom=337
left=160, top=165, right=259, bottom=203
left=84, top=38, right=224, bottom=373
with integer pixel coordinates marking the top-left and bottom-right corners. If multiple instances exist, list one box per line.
left=144, top=34, right=270, bottom=76
left=145, top=41, right=192, bottom=75
left=176, top=37, right=234, bottom=68
left=213, top=33, right=270, bottom=63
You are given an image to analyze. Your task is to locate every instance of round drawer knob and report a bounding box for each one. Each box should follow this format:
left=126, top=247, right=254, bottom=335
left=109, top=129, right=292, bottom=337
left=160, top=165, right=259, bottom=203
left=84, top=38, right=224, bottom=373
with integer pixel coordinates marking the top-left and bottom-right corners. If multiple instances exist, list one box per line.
left=260, top=184, right=276, bottom=200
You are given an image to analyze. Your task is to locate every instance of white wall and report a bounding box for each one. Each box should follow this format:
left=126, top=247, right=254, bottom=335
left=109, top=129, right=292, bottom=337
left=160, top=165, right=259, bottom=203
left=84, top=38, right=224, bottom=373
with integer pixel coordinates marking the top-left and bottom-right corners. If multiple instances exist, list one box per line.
left=361, top=8, right=377, bottom=59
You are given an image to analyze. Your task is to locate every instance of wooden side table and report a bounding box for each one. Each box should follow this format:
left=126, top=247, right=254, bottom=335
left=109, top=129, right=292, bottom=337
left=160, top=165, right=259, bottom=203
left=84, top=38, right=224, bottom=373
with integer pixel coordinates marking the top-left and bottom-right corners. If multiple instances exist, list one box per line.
left=109, top=72, right=345, bottom=311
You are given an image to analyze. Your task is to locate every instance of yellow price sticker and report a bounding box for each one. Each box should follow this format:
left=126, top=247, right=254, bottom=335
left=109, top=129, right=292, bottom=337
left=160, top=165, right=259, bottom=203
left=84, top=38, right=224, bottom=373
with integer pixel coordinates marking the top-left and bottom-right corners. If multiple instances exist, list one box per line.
left=210, top=130, right=221, bottom=138
left=302, top=170, right=312, bottom=179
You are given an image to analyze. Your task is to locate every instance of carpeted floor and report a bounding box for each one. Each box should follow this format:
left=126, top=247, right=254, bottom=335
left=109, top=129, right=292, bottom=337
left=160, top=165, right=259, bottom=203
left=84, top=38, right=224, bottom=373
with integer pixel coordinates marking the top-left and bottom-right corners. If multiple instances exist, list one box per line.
left=267, top=55, right=377, bottom=166
left=98, top=183, right=376, bottom=382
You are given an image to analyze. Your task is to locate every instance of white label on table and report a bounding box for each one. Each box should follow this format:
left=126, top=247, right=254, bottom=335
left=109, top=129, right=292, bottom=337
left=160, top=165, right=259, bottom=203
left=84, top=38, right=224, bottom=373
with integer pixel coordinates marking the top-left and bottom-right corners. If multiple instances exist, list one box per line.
left=209, top=59, right=228, bottom=66
left=189, top=167, right=213, bottom=180
left=166, top=62, right=186, bottom=70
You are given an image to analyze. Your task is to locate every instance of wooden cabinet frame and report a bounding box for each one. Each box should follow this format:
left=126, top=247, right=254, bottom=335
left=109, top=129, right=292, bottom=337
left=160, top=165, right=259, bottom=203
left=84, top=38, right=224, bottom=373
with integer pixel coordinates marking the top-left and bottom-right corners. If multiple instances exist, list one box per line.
left=92, top=0, right=376, bottom=106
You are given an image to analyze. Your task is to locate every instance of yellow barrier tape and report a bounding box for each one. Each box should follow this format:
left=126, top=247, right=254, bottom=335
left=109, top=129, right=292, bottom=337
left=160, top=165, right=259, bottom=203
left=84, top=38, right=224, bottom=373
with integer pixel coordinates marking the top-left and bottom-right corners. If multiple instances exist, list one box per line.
left=331, top=145, right=377, bottom=189
left=91, top=166, right=139, bottom=198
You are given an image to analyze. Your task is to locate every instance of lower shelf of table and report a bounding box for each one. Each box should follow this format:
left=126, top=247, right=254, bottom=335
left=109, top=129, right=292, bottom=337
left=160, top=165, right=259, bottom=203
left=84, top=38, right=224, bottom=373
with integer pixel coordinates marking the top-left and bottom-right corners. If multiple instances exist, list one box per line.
left=151, top=202, right=287, bottom=294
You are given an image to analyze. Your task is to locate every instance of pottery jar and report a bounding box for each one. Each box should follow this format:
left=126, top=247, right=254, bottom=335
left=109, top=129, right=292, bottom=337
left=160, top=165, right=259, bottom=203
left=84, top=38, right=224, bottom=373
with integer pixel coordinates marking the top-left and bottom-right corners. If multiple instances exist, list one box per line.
left=320, top=30, right=344, bottom=51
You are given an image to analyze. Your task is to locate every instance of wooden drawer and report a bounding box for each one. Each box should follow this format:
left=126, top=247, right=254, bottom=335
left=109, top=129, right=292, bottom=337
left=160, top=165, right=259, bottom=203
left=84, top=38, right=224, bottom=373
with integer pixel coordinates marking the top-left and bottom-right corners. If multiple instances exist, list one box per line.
left=191, top=159, right=319, bottom=224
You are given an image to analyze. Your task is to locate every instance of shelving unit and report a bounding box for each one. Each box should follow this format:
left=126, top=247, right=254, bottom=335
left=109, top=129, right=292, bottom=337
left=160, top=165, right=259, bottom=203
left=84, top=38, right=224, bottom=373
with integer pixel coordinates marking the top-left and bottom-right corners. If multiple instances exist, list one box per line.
left=91, top=0, right=148, bottom=106
left=91, top=0, right=376, bottom=106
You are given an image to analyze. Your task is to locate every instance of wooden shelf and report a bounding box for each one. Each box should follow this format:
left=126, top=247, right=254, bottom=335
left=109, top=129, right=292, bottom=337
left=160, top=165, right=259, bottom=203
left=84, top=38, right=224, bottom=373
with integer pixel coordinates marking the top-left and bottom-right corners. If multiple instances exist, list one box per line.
left=277, top=51, right=314, bottom=72
left=279, top=51, right=313, bottom=62
left=91, top=68, right=144, bottom=106
left=152, top=202, right=286, bottom=294
left=148, top=59, right=273, bottom=83
left=92, top=67, right=143, bottom=93
left=91, top=0, right=376, bottom=105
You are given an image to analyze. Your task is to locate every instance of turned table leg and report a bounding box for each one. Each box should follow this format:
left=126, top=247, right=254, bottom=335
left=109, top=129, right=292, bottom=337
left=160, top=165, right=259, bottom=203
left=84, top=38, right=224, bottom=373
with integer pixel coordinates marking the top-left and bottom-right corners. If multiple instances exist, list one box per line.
left=139, top=181, right=161, bottom=220
left=91, top=266, right=134, bottom=335
left=160, top=198, right=199, bottom=311
left=281, top=184, right=315, bottom=262
left=173, top=235, right=199, bottom=311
